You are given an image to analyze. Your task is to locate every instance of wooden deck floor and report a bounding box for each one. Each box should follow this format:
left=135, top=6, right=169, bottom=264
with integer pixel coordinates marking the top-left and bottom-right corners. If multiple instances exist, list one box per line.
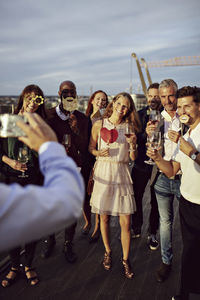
left=0, top=184, right=183, bottom=300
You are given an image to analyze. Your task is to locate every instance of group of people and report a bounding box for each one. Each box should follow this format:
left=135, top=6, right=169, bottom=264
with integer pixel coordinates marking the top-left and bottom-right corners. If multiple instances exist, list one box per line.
left=0, top=78, right=199, bottom=300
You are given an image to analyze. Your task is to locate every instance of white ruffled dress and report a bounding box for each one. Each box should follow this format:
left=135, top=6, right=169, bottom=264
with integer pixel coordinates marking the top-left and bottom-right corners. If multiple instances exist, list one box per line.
left=90, top=118, right=136, bottom=216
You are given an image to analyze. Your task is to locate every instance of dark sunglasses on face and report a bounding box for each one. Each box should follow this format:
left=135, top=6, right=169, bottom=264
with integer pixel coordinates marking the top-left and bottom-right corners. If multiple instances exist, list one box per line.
left=61, top=89, right=76, bottom=98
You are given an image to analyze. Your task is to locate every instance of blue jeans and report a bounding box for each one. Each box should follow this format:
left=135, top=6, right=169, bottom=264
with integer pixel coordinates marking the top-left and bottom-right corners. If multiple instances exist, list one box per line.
left=154, top=173, right=181, bottom=265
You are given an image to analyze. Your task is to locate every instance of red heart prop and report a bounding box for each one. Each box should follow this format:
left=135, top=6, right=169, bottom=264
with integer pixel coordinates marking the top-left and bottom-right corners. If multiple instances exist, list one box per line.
left=100, top=127, right=118, bottom=144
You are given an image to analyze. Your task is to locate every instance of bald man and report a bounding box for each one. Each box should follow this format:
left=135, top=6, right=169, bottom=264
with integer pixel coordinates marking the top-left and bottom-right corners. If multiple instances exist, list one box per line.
left=41, top=81, right=92, bottom=263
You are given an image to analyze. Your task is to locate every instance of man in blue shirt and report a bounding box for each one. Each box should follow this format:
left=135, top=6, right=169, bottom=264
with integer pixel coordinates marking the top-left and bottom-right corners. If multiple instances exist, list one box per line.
left=0, top=112, right=84, bottom=252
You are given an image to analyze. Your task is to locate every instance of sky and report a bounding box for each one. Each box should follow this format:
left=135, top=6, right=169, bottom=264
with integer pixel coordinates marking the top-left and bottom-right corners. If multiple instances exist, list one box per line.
left=0, top=0, right=199, bottom=96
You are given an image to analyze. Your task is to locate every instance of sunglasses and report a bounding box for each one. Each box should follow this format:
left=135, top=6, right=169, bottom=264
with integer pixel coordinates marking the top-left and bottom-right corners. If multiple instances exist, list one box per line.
left=24, top=95, right=44, bottom=105
left=61, top=89, right=76, bottom=98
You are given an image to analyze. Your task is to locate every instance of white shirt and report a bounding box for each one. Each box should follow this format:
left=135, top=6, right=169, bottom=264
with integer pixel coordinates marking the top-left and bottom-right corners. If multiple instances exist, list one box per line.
left=173, top=122, right=200, bottom=204
left=161, top=110, right=181, bottom=161
left=0, top=142, right=84, bottom=251
left=56, top=105, right=74, bottom=121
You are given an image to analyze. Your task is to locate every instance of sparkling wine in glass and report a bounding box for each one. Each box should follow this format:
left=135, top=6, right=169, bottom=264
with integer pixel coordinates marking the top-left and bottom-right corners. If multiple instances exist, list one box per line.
left=62, top=134, right=71, bottom=153
left=149, top=110, right=161, bottom=126
left=144, top=132, right=161, bottom=165
left=17, top=146, right=29, bottom=178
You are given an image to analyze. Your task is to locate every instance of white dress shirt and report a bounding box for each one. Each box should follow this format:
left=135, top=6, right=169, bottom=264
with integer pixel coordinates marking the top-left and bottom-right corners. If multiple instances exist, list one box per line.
left=173, top=122, right=200, bottom=204
left=0, top=141, right=84, bottom=251
left=161, top=110, right=181, bottom=161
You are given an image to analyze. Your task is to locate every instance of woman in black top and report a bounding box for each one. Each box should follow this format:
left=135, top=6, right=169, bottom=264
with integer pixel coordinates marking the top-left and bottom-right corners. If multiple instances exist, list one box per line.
left=1, top=84, right=46, bottom=288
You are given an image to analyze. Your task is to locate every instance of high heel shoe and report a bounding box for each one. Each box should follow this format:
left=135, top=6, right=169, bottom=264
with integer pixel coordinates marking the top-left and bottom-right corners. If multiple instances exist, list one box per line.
left=89, top=229, right=100, bottom=243
left=24, top=267, right=39, bottom=286
left=122, top=259, right=134, bottom=279
left=103, top=251, right=112, bottom=271
left=1, top=268, right=20, bottom=288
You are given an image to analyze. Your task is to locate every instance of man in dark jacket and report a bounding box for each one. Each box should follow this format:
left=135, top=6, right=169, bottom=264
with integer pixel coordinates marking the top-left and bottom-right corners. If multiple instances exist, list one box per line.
left=131, top=83, right=161, bottom=250
left=41, top=80, right=92, bottom=263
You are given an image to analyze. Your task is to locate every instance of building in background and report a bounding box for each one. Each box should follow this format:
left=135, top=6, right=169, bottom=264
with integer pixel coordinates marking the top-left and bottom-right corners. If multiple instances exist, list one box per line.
left=0, top=93, right=147, bottom=114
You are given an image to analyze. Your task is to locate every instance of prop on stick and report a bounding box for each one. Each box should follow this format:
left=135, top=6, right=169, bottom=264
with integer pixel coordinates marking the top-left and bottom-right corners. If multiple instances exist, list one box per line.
left=100, top=127, right=118, bottom=145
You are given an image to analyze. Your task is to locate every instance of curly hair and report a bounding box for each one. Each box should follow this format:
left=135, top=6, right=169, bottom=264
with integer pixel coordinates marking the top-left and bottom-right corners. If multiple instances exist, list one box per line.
left=15, top=84, right=46, bottom=119
left=103, top=92, right=141, bottom=134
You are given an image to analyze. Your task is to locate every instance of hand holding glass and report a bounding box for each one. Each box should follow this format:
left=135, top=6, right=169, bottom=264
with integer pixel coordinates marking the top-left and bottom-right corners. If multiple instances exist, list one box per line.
left=124, top=123, right=134, bottom=138
left=62, top=134, right=71, bottom=153
left=125, top=123, right=136, bottom=152
left=17, top=146, right=29, bottom=178
left=149, top=110, right=161, bottom=126
left=144, top=132, right=161, bottom=165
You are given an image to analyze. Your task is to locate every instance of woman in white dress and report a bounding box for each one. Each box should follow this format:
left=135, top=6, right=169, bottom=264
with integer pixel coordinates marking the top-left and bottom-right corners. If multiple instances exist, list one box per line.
left=89, top=92, right=141, bottom=279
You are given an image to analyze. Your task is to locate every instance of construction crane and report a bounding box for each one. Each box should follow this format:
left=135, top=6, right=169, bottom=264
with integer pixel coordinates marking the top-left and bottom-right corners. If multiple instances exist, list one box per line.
left=140, top=56, right=200, bottom=68
left=131, top=54, right=200, bottom=95
left=140, top=58, right=152, bottom=85
left=131, top=53, right=147, bottom=96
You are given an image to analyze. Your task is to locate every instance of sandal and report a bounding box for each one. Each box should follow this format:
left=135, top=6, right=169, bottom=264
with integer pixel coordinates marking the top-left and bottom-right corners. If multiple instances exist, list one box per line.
left=103, top=251, right=112, bottom=271
left=122, top=259, right=134, bottom=279
left=25, top=267, right=39, bottom=286
left=1, top=267, right=20, bottom=288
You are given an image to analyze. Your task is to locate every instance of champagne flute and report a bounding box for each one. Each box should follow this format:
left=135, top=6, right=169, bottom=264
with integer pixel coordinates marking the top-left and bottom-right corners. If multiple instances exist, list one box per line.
left=17, top=146, right=29, bottom=178
left=62, top=134, right=71, bottom=153
left=144, top=132, right=161, bottom=165
left=149, top=110, right=161, bottom=126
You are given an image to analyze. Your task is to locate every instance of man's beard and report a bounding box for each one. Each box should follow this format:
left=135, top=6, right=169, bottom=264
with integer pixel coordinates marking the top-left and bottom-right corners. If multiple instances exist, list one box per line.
left=62, top=97, right=78, bottom=112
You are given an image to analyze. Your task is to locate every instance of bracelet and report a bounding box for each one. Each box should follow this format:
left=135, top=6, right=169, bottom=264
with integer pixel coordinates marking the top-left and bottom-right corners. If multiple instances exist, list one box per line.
left=129, top=149, right=136, bottom=152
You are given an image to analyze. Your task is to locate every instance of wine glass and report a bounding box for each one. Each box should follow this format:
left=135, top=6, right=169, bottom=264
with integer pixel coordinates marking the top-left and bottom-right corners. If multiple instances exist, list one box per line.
left=62, top=134, right=71, bottom=153
left=149, top=110, right=161, bottom=126
left=144, top=132, right=161, bottom=165
left=17, top=146, right=29, bottom=178
left=124, top=123, right=134, bottom=138
left=124, top=123, right=135, bottom=152
left=99, top=108, right=106, bottom=116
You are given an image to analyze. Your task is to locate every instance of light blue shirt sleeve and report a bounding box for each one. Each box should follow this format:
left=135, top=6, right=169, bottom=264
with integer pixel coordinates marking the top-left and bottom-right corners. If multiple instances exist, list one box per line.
left=0, top=141, right=84, bottom=251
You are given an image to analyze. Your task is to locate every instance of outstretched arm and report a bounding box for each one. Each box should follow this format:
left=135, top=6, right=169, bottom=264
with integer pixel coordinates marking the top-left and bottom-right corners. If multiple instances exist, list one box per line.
left=0, top=113, right=84, bottom=251
left=146, top=147, right=180, bottom=178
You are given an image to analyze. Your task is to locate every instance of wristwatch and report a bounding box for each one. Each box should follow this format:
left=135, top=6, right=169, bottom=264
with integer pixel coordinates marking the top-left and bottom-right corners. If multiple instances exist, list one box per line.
left=190, top=151, right=199, bottom=160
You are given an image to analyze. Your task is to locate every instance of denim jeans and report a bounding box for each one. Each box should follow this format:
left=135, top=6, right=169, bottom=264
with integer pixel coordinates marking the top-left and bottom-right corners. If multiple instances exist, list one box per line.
left=154, top=173, right=181, bottom=265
